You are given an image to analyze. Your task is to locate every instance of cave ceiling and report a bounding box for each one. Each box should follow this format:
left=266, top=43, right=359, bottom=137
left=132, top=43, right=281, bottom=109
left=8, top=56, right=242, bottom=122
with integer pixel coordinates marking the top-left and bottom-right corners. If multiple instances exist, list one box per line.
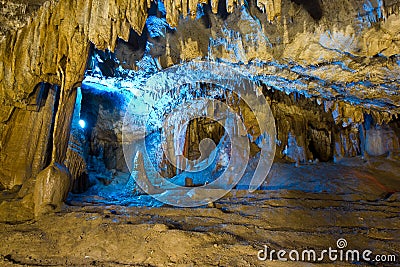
left=0, top=0, right=399, bottom=120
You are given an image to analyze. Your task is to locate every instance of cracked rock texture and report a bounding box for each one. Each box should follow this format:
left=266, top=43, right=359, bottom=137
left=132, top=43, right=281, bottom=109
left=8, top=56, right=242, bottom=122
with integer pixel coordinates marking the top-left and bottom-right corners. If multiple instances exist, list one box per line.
left=1, top=159, right=399, bottom=265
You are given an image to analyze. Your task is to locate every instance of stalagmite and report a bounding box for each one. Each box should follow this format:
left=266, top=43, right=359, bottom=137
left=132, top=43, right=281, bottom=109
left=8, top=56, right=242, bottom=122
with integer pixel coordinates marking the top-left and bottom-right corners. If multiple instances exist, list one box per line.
left=126, top=151, right=162, bottom=195
left=189, top=0, right=198, bottom=18
left=33, top=163, right=71, bottom=217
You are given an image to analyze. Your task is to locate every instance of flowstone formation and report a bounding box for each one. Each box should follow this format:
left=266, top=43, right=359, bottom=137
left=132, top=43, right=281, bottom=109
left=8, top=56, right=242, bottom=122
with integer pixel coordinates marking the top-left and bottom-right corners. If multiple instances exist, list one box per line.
left=0, top=0, right=399, bottom=219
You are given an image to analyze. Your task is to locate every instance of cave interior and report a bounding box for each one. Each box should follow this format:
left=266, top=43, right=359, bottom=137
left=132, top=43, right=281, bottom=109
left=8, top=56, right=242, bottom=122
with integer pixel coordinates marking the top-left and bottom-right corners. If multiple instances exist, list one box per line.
left=0, top=0, right=399, bottom=265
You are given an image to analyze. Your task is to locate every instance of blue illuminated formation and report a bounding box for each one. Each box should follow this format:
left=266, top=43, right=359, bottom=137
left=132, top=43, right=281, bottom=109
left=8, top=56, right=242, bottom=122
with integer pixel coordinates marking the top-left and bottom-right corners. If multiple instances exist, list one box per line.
left=78, top=119, right=86, bottom=129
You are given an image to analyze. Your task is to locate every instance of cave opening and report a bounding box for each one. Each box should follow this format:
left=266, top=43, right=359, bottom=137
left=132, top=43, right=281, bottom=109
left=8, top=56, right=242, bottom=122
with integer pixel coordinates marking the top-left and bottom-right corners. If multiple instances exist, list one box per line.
left=67, top=62, right=269, bottom=206
left=64, top=5, right=400, bottom=205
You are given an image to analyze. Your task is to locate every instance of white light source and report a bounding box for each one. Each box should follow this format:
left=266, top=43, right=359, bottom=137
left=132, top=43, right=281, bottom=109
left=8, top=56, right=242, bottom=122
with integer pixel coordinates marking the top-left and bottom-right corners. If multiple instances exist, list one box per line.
left=78, top=119, right=86, bottom=129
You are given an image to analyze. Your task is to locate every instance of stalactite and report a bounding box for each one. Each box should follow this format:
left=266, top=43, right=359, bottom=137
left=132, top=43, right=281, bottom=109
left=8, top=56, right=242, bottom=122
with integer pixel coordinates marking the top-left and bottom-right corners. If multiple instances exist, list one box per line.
left=226, top=0, right=236, bottom=13
left=384, top=1, right=400, bottom=17
left=161, top=0, right=281, bottom=26
left=65, top=128, right=88, bottom=193
left=256, top=0, right=282, bottom=22
left=182, top=0, right=189, bottom=18
left=211, top=0, right=219, bottom=13
left=0, top=0, right=152, bottom=215
left=189, top=0, right=198, bottom=19
left=0, top=0, right=150, bottom=109
left=164, top=0, right=178, bottom=28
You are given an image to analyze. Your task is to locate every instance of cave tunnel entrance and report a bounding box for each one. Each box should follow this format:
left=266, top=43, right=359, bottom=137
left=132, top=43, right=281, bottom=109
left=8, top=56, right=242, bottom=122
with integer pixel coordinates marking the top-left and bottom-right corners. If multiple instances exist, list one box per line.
left=62, top=4, right=400, bottom=207
left=66, top=44, right=400, bottom=207
left=66, top=70, right=262, bottom=206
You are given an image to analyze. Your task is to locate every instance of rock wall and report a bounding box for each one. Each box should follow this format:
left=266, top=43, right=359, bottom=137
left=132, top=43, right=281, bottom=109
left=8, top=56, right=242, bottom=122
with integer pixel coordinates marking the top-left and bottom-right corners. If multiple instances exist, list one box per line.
left=265, top=88, right=400, bottom=163
left=0, top=83, right=57, bottom=189
left=0, top=0, right=48, bottom=42
left=0, top=0, right=149, bottom=214
left=80, top=88, right=129, bottom=172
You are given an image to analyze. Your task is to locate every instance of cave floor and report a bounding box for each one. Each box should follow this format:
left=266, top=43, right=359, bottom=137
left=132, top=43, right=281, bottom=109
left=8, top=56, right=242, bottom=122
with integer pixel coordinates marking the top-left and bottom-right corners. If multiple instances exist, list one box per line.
left=0, top=157, right=399, bottom=266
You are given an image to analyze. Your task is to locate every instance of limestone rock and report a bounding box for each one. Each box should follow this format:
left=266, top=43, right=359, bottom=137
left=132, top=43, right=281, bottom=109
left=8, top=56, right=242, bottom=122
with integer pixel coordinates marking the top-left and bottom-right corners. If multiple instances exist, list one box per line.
left=65, top=128, right=89, bottom=193
left=365, top=124, right=399, bottom=156
left=0, top=83, right=57, bottom=189
left=125, top=151, right=161, bottom=195
left=33, top=162, right=71, bottom=217
left=79, top=87, right=129, bottom=173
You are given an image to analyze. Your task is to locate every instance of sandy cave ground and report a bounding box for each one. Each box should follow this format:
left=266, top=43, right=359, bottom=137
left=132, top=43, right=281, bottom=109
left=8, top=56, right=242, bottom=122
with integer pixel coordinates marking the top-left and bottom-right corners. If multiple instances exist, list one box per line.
left=0, top=158, right=399, bottom=266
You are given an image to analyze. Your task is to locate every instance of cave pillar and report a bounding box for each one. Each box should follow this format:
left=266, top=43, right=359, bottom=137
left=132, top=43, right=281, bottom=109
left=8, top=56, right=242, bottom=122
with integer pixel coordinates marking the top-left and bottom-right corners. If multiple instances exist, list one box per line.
left=33, top=85, right=77, bottom=217
left=34, top=59, right=87, bottom=217
left=0, top=83, right=58, bottom=189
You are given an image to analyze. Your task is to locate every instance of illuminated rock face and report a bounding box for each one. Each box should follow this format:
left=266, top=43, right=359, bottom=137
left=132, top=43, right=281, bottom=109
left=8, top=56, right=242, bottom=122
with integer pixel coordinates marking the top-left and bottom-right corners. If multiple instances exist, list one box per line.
left=0, top=0, right=399, bottom=217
